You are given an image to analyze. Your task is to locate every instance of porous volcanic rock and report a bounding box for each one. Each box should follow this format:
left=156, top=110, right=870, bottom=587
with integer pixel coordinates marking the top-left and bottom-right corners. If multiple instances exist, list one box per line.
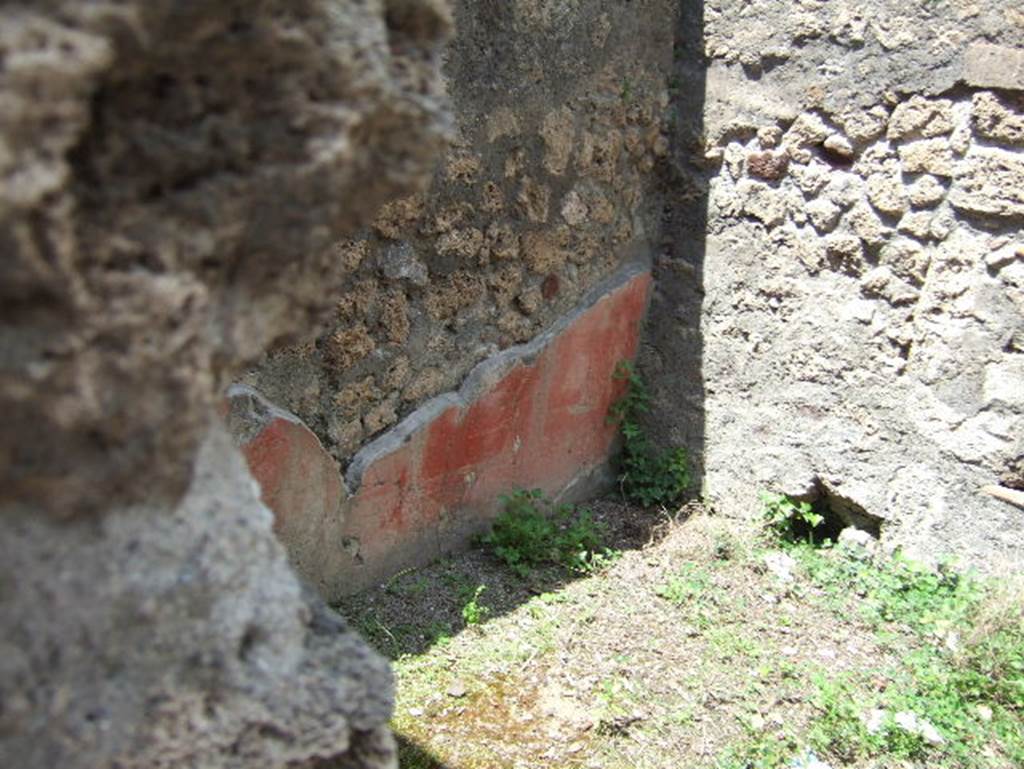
left=1, top=0, right=452, bottom=517
left=0, top=1, right=452, bottom=767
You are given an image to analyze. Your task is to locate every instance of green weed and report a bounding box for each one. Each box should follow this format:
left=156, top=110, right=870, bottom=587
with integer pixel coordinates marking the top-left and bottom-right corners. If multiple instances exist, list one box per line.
left=609, top=361, right=691, bottom=508
left=795, top=546, right=1024, bottom=767
left=791, top=543, right=982, bottom=634
left=715, top=730, right=797, bottom=769
left=479, top=489, right=610, bottom=577
left=461, top=585, right=491, bottom=626
left=655, top=563, right=709, bottom=606
left=760, top=491, right=825, bottom=544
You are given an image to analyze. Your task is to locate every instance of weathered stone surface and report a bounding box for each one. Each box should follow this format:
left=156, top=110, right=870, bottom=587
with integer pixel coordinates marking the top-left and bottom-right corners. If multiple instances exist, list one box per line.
left=1, top=1, right=453, bottom=767
left=655, top=0, right=1024, bottom=570
left=866, top=171, right=910, bottom=216
left=971, top=92, right=1024, bottom=147
left=950, top=148, right=1024, bottom=218
left=1, top=426, right=398, bottom=769
left=1, top=0, right=452, bottom=517
left=899, top=139, right=955, bottom=177
left=907, top=175, right=947, bottom=209
left=964, top=42, right=1024, bottom=92
left=887, top=96, right=954, bottom=140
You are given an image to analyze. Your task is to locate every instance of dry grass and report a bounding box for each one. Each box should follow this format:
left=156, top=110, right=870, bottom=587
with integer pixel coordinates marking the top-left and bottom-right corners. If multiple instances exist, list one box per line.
left=337, top=501, right=1022, bottom=769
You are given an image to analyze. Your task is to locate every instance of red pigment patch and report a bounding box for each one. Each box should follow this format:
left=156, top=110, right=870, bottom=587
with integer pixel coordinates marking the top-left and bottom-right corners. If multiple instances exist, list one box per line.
left=235, top=268, right=652, bottom=595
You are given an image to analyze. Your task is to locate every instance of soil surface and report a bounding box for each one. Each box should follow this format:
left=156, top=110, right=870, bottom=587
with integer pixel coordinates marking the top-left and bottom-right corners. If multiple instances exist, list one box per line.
left=337, top=499, right=1022, bottom=769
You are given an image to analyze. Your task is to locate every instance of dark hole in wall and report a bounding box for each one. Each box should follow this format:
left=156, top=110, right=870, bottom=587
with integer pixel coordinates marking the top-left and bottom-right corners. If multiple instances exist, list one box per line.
left=820, top=486, right=884, bottom=538
left=787, top=480, right=884, bottom=542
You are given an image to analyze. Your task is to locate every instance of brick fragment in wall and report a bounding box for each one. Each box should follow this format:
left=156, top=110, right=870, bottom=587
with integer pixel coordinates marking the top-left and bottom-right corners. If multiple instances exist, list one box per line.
left=747, top=151, right=790, bottom=181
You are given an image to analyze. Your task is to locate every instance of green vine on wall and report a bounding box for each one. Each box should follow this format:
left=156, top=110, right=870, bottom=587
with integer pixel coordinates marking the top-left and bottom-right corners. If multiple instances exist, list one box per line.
left=608, top=361, right=691, bottom=508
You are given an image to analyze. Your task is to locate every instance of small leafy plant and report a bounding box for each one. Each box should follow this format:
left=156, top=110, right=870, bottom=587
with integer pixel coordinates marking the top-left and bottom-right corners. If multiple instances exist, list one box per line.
left=608, top=361, right=691, bottom=508
left=480, top=490, right=610, bottom=577
left=760, top=491, right=825, bottom=543
left=461, top=585, right=491, bottom=626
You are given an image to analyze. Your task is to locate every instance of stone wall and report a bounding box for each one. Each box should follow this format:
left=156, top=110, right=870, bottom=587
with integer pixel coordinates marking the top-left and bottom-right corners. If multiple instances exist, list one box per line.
left=0, top=2, right=452, bottom=767
left=653, top=0, right=1024, bottom=566
left=229, top=0, right=678, bottom=595
left=234, top=264, right=652, bottom=598
left=242, top=0, right=676, bottom=466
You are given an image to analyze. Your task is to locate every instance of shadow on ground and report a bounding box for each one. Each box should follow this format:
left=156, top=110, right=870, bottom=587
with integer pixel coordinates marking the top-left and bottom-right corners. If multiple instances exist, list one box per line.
left=336, top=496, right=702, bottom=661
left=395, top=733, right=457, bottom=769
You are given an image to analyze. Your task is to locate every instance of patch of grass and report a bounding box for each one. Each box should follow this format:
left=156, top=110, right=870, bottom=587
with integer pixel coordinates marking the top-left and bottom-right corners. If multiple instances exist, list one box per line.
left=345, top=502, right=1023, bottom=769
left=794, top=546, right=1024, bottom=767
left=654, top=562, right=709, bottom=606
left=807, top=673, right=884, bottom=762
left=706, top=625, right=765, bottom=661
left=609, top=361, right=691, bottom=509
left=479, top=489, right=611, bottom=577
left=791, top=542, right=982, bottom=634
left=715, top=730, right=798, bottom=769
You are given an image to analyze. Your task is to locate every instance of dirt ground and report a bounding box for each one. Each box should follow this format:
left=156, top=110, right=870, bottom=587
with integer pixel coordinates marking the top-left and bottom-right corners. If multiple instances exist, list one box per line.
left=337, top=499, right=1022, bottom=769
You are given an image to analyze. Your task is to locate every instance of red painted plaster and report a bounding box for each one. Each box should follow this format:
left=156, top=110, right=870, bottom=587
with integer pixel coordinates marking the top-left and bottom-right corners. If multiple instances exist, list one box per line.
left=234, top=268, right=652, bottom=596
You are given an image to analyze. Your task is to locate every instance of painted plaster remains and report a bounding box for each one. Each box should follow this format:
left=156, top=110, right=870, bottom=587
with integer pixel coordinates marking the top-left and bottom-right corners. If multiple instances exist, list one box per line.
left=234, top=266, right=651, bottom=598
left=241, top=0, right=676, bottom=469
